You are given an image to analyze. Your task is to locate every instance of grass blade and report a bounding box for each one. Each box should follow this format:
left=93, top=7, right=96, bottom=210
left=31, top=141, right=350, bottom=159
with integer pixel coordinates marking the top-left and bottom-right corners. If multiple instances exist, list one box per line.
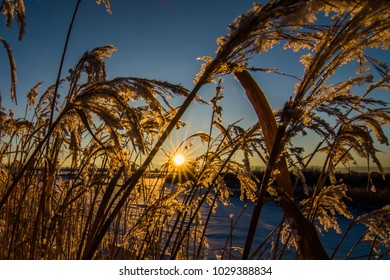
left=235, top=70, right=292, bottom=195
left=236, top=70, right=328, bottom=259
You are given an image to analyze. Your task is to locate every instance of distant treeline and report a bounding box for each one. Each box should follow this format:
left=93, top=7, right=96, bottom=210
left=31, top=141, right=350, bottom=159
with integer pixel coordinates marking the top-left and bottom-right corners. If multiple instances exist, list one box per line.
left=223, top=169, right=390, bottom=212
left=61, top=166, right=389, bottom=212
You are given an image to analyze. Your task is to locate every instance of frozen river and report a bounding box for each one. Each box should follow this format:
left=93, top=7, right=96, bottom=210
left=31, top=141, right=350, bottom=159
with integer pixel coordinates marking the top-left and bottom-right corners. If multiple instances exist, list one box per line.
left=201, top=197, right=378, bottom=259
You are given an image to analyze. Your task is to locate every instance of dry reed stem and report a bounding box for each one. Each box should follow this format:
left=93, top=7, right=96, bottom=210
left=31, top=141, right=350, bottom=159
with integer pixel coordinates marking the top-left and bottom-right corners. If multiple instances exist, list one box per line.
left=236, top=70, right=329, bottom=260
left=235, top=70, right=292, bottom=196
left=0, top=36, right=17, bottom=104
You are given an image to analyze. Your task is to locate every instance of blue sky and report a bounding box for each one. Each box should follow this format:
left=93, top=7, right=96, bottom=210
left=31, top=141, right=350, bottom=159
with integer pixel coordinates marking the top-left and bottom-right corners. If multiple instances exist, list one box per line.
left=0, top=0, right=389, bottom=169
left=1, top=0, right=263, bottom=123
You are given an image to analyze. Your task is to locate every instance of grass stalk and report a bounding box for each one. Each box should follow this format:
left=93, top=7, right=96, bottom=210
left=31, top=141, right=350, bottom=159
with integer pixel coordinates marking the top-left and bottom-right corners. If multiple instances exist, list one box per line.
left=236, top=70, right=328, bottom=260
left=48, top=0, right=81, bottom=128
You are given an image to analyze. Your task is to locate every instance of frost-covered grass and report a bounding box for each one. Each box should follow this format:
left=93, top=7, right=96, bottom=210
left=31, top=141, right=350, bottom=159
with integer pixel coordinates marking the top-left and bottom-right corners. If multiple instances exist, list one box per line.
left=0, top=0, right=389, bottom=259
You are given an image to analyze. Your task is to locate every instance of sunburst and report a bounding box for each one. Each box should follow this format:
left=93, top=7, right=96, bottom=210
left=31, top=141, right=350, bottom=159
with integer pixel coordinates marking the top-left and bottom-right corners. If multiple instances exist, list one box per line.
left=173, top=154, right=185, bottom=166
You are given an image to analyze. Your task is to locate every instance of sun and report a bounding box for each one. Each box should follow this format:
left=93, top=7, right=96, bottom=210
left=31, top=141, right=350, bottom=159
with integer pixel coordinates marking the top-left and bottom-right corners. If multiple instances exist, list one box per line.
left=173, top=154, right=185, bottom=166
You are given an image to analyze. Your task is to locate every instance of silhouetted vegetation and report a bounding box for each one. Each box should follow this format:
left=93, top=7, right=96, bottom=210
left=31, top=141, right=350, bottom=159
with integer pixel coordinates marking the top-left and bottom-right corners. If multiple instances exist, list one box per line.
left=225, top=170, right=390, bottom=212
left=0, top=0, right=389, bottom=260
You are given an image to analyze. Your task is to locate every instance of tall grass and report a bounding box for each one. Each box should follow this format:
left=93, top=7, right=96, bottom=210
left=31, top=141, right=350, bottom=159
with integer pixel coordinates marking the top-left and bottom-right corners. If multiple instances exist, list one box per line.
left=0, top=0, right=389, bottom=259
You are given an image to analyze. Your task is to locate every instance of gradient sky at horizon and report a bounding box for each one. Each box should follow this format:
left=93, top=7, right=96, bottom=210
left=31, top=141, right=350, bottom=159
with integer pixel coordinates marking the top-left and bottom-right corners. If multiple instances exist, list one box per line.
left=0, top=0, right=389, bottom=169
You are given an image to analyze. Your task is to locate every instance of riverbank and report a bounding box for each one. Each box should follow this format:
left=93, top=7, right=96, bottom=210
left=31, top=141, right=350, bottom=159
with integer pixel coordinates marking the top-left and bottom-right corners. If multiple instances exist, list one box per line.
left=222, top=170, right=390, bottom=212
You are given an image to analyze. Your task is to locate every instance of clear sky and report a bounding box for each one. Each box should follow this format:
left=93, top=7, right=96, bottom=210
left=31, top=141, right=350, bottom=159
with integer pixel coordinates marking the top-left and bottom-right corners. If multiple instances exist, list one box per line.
left=0, top=0, right=389, bottom=170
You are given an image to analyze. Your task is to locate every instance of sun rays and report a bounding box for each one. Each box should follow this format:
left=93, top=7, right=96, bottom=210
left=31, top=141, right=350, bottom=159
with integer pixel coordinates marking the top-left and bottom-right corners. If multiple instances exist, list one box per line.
left=173, top=154, right=185, bottom=166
